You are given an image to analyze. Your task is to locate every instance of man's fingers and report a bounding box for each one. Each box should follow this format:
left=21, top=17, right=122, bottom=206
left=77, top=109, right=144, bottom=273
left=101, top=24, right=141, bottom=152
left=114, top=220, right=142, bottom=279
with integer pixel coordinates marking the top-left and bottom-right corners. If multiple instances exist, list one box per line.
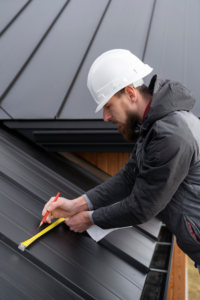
left=45, top=213, right=52, bottom=224
left=65, top=218, right=70, bottom=226
left=64, top=216, right=91, bottom=233
left=42, top=196, right=57, bottom=216
left=65, top=218, right=74, bottom=230
left=47, top=200, right=62, bottom=211
left=42, top=197, right=64, bottom=216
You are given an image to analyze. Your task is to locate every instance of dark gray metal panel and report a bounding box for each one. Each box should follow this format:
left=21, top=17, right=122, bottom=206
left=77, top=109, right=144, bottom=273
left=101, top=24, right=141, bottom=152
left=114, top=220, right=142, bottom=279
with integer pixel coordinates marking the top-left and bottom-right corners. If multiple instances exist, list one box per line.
left=59, top=0, right=155, bottom=119
left=0, top=178, right=146, bottom=300
left=0, top=128, right=148, bottom=300
left=0, top=128, right=104, bottom=190
left=144, top=0, right=200, bottom=117
left=0, top=133, right=84, bottom=200
left=0, top=0, right=66, bottom=98
left=136, top=218, right=162, bottom=241
left=101, top=228, right=156, bottom=273
left=0, top=0, right=28, bottom=34
left=0, top=239, right=82, bottom=300
left=1, top=0, right=109, bottom=119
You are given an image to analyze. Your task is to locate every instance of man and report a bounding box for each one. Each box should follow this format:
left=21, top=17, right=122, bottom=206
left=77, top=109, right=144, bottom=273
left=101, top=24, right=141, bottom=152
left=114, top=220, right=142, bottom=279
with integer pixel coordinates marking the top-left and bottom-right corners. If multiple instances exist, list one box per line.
left=42, top=49, right=200, bottom=265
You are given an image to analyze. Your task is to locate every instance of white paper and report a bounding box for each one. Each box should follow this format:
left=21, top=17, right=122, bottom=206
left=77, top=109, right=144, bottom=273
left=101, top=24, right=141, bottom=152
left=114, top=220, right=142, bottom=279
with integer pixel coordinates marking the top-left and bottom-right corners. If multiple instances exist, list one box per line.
left=86, top=224, right=131, bottom=242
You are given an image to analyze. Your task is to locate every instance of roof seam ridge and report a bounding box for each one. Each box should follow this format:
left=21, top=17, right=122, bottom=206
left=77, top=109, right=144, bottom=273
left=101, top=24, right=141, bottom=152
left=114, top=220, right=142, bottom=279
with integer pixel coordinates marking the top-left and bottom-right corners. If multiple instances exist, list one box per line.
left=142, top=0, right=157, bottom=62
left=55, top=0, right=112, bottom=119
left=0, top=106, right=13, bottom=119
left=0, top=232, right=97, bottom=300
left=1, top=137, right=84, bottom=193
left=0, top=0, right=70, bottom=104
left=0, top=0, right=32, bottom=37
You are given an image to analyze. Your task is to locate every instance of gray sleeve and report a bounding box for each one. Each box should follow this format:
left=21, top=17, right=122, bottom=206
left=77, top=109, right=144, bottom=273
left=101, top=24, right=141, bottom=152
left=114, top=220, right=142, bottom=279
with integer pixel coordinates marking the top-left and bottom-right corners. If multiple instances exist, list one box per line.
left=81, top=195, right=95, bottom=223
left=89, top=211, right=94, bottom=223
left=82, top=194, right=94, bottom=210
left=85, top=150, right=138, bottom=210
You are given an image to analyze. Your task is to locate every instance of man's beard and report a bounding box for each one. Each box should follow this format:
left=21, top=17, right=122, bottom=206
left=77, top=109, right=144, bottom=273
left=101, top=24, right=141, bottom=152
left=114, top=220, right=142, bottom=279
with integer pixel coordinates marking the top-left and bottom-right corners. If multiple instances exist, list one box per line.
left=117, top=110, right=139, bottom=142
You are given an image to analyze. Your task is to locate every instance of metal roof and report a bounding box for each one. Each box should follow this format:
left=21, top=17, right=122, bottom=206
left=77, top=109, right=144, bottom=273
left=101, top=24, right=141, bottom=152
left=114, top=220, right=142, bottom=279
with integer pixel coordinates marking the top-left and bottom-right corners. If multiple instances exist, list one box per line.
left=0, top=126, right=173, bottom=300
left=1, top=0, right=199, bottom=151
left=144, top=0, right=200, bottom=117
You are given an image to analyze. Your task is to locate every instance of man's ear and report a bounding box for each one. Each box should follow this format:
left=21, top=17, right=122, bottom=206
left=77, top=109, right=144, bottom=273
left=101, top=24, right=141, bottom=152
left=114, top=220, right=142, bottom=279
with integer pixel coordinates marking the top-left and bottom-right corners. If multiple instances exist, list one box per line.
left=124, top=85, right=136, bottom=103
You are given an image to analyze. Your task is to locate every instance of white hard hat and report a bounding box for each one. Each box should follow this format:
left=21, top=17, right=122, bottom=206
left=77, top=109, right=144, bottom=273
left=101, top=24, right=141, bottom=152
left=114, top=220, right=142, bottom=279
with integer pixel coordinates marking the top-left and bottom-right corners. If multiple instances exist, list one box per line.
left=87, top=49, right=153, bottom=113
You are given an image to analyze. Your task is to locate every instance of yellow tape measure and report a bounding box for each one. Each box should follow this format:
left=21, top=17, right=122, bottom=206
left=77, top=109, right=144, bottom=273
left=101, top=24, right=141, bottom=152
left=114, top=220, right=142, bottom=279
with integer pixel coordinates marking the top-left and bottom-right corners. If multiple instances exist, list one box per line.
left=18, top=218, right=67, bottom=251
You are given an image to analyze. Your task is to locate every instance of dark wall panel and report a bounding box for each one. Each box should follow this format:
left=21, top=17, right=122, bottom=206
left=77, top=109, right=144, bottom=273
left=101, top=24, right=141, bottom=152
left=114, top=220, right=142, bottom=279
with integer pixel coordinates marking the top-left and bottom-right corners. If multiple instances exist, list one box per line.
left=1, top=0, right=109, bottom=119
left=144, top=0, right=200, bottom=117
left=60, top=0, right=155, bottom=119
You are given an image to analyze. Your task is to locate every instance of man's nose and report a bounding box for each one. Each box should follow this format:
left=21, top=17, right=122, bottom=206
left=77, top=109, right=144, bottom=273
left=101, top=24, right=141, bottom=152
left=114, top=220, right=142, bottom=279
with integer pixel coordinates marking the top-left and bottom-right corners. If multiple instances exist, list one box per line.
left=103, top=108, right=112, bottom=122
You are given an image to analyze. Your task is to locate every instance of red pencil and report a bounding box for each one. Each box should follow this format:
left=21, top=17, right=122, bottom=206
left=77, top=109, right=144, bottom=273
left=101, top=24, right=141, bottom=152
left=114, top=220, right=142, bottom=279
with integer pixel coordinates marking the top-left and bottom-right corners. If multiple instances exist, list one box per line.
left=39, top=192, right=60, bottom=227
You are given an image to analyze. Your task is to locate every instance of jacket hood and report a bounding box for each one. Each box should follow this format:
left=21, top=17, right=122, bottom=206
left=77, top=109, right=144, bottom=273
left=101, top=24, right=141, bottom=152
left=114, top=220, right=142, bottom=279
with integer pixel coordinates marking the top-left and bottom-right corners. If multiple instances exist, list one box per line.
left=142, top=75, right=196, bottom=131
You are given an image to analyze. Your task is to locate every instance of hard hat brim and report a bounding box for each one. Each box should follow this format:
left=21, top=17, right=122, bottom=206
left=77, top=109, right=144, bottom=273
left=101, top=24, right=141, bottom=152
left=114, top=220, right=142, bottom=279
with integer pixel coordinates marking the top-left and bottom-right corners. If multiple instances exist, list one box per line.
left=95, top=98, right=111, bottom=113
left=95, top=64, right=153, bottom=113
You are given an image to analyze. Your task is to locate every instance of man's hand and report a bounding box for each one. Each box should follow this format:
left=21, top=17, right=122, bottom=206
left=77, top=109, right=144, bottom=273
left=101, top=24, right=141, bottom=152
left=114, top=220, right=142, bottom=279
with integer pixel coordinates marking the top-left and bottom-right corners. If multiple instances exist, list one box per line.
left=42, top=196, right=88, bottom=224
left=65, top=211, right=93, bottom=233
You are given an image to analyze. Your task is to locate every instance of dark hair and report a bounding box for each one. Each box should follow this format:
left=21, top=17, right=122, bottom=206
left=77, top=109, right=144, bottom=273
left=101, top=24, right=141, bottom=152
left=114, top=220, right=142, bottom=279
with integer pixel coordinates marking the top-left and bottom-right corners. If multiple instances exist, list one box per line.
left=115, top=84, right=151, bottom=100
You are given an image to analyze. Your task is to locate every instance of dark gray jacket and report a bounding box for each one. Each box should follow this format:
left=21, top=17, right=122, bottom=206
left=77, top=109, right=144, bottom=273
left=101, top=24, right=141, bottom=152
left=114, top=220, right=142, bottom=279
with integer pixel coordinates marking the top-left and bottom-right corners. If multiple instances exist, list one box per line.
left=86, top=75, right=200, bottom=263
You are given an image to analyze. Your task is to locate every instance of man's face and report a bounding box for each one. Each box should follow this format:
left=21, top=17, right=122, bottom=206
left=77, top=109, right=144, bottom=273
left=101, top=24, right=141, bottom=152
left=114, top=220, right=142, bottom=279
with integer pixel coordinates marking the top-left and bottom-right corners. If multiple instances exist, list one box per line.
left=103, top=94, right=139, bottom=142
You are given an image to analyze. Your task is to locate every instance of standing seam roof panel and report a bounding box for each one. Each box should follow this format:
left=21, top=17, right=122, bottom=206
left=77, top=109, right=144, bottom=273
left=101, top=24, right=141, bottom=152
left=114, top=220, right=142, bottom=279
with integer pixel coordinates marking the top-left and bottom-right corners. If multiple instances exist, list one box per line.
left=0, top=0, right=67, bottom=98
left=1, top=0, right=109, bottom=119
left=59, top=0, right=155, bottom=119
left=0, top=0, right=28, bottom=34
left=1, top=137, right=84, bottom=200
left=0, top=130, right=156, bottom=276
left=143, top=0, right=200, bottom=117
left=101, top=228, right=156, bottom=273
left=0, top=128, right=151, bottom=300
left=0, top=173, right=146, bottom=300
left=0, top=240, right=82, bottom=300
